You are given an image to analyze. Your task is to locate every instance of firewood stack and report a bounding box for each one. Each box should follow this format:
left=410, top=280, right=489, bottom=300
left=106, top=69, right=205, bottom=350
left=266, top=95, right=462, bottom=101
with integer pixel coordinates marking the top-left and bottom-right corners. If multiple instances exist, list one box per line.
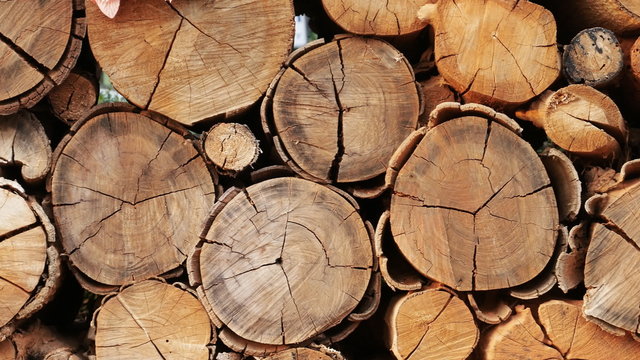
left=2, top=0, right=640, bottom=359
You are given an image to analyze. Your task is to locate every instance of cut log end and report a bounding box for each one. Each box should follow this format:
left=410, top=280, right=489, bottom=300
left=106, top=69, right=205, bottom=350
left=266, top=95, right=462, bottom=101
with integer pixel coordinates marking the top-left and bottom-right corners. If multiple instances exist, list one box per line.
left=204, top=123, right=260, bottom=176
left=194, top=178, right=374, bottom=346
left=48, top=71, right=99, bottom=124
left=563, top=27, right=623, bottom=87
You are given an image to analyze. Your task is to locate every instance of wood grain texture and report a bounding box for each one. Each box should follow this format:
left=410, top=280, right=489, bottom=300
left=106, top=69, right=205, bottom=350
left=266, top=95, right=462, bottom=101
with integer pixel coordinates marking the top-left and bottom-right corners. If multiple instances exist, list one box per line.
left=563, top=27, right=623, bottom=87
left=204, top=123, right=260, bottom=175
left=87, top=0, right=294, bottom=125
left=0, top=111, right=51, bottom=184
left=390, top=117, right=558, bottom=291
left=195, top=178, right=373, bottom=346
left=94, top=280, right=212, bottom=359
left=48, top=72, right=99, bottom=125
left=51, top=111, right=216, bottom=289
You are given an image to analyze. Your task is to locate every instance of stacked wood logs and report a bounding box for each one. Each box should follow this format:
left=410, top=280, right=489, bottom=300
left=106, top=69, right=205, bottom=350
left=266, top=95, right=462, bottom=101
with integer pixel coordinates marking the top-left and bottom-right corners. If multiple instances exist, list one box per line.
left=3, top=0, right=640, bottom=359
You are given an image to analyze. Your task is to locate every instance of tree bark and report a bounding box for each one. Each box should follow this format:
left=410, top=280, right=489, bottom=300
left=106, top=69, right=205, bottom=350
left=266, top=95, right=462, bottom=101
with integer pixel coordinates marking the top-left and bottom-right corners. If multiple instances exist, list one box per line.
left=48, top=71, right=99, bottom=125
left=0, top=0, right=85, bottom=115
left=0, top=111, right=51, bottom=185
left=563, top=27, right=624, bottom=87
left=49, top=106, right=217, bottom=293
left=86, top=0, right=294, bottom=126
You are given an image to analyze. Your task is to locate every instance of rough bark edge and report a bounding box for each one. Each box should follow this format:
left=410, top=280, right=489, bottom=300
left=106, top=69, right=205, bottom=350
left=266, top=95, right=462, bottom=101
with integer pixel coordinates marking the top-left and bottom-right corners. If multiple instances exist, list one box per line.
left=556, top=222, right=590, bottom=293
left=88, top=278, right=217, bottom=358
left=0, top=179, right=61, bottom=342
left=427, top=102, right=522, bottom=135
left=0, top=0, right=87, bottom=115
left=467, top=291, right=515, bottom=325
left=539, top=148, right=581, bottom=223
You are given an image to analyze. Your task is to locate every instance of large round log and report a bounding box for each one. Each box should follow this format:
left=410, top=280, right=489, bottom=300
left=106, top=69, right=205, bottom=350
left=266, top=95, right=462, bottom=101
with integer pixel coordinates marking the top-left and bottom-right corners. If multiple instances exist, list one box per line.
left=50, top=107, right=216, bottom=293
left=189, top=178, right=374, bottom=348
left=0, top=0, right=85, bottom=115
left=87, top=0, right=294, bottom=125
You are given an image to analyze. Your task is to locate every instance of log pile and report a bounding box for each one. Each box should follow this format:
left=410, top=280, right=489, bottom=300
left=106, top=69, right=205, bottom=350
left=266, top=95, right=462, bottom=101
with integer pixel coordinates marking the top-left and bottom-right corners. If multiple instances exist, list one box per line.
left=3, top=0, right=640, bottom=359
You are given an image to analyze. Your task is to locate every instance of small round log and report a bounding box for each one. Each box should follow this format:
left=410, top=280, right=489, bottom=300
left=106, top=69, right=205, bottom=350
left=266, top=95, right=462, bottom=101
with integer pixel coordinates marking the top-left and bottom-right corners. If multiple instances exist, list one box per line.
left=92, top=280, right=214, bottom=359
left=417, top=76, right=457, bottom=127
left=0, top=0, right=85, bottom=115
left=50, top=108, right=216, bottom=292
left=321, top=0, right=431, bottom=36
left=0, top=179, right=60, bottom=341
left=563, top=27, right=624, bottom=87
left=263, top=35, right=420, bottom=188
left=385, top=286, right=478, bottom=360
left=190, top=178, right=374, bottom=347
left=481, top=300, right=640, bottom=359
left=420, top=0, right=561, bottom=108
left=48, top=71, right=99, bottom=125
left=0, top=111, right=51, bottom=185
left=389, top=117, right=558, bottom=291
left=203, top=123, right=260, bottom=176
left=87, top=0, right=294, bottom=125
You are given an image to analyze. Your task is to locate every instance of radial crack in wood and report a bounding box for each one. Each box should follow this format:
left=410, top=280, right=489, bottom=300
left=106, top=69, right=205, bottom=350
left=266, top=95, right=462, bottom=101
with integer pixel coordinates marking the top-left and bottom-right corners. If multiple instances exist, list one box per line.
left=51, top=110, right=216, bottom=290
left=193, top=178, right=373, bottom=346
left=204, top=123, right=260, bottom=176
left=390, top=117, right=558, bottom=291
left=0, top=111, right=51, bottom=185
left=87, top=0, right=294, bottom=125
left=48, top=71, right=99, bottom=125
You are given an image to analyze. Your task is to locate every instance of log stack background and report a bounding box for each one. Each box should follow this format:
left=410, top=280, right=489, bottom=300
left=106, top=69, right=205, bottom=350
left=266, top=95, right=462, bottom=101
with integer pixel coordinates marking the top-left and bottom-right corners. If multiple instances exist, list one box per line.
left=2, top=0, right=640, bottom=359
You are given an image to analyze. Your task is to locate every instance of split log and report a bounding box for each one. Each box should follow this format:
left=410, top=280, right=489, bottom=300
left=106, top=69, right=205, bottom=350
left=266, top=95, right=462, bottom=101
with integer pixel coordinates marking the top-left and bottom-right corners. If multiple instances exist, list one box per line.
left=466, top=292, right=514, bottom=325
left=0, top=111, right=52, bottom=185
left=417, top=76, right=457, bottom=127
left=50, top=107, right=217, bottom=293
left=0, top=179, right=60, bottom=341
left=48, top=71, right=99, bottom=125
left=516, top=84, right=628, bottom=160
left=188, top=178, right=374, bottom=350
left=556, top=222, right=590, bottom=293
left=563, top=27, right=624, bottom=87
left=419, top=0, right=561, bottom=109
left=385, top=286, right=478, bottom=360
left=203, top=123, right=260, bottom=176
left=550, top=0, right=640, bottom=35
left=0, top=0, right=85, bottom=115
left=538, top=148, right=582, bottom=223
left=92, top=280, right=214, bottom=359
left=86, top=0, right=294, bottom=125
left=480, top=300, right=640, bottom=359
left=321, top=0, right=430, bottom=36
left=9, top=321, right=84, bottom=360
left=388, top=115, right=558, bottom=291
left=262, top=35, right=420, bottom=195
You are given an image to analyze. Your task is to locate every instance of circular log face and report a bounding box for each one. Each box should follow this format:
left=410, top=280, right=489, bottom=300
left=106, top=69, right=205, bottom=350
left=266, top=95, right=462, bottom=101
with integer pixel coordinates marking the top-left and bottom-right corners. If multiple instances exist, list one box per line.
left=563, top=27, right=623, bottom=87
left=0, top=186, right=47, bottom=328
left=199, top=178, right=373, bottom=345
left=272, top=36, right=419, bottom=183
left=321, top=0, right=430, bottom=36
left=434, top=0, right=560, bottom=107
left=390, top=117, right=558, bottom=291
left=204, top=123, right=259, bottom=174
left=95, top=280, right=212, bottom=359
left=87, top=0, right=294, bottom=125
left=51, top=112, right=215, bottom=287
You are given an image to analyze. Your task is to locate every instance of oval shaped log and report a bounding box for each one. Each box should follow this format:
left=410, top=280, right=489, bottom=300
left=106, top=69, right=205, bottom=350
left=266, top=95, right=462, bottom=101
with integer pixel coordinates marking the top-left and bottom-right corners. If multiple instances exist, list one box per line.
left=481, top=300, right=640, bottom=360
left=385, top=286, right=478, bottom=360
left=93, top=280, right=213, bottom=359
left=389, top=117, right=558, bottom=291
left=87, top=0, right=294, bottom=125
left=204, top=123, right=260, bottom=176
left=265, top=35, right=419, bottom=185
left=48, top=71, right=99, bottom=125
left=0, top=0, right=85, bottom=115
left=0, top=179, right=60, bottom=341
left=192, top=178, right=374, bottom=346
left=421, top=0, right=560, bottom=108
left=563, top=27, right=624, bottom=87
left=51, top=109, right=216, bottom=291
left=321, top=0, right=430, bottom=36
left=0, top=111, right=51, bottom=185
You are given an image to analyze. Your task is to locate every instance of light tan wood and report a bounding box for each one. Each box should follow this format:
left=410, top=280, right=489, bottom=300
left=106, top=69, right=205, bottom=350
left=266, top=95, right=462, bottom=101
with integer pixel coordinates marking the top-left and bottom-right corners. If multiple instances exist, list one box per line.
left=481, top=300, right=640, bottom=360
left=0, top=111, right=51, bottom=184
left=516, top=84, right=628, bottom=160
left=51, top=110, right=216, bottom=291
left=427, top=102, right=522, bottom=134
left=87, top=0, right=294, bottom=125
left=563, top=27, right=624, bottom=87
left=420, top=0, right=560, bottom=108
left=204, top=123, right=260, bottom=176
left=417, top=76, right=456, bottom=127
left=539, top=148, right=582, bottom=223
left=192, top=178, right=373, bottom=346
left=583, top=177, right=640, bottom=335
left=48, top=71, right=99, bottom=124
left=389, top=117, right=558, bottom=291
left=385, top=286, right=478, bottom=360
left=0, top=0, right=85, bottom=114
left=321, top=0, right=431, bottom=36
left=467, top=292, right=513, bottom=325
left=266, top=35, right=420, bottom=185
left=556, top=222, right=589, bottom=293
left=262, top=347, right=335, bottom=360
left=0, top=179, right=60, bottom=341
left=94, top=280, right=213, bottom=359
